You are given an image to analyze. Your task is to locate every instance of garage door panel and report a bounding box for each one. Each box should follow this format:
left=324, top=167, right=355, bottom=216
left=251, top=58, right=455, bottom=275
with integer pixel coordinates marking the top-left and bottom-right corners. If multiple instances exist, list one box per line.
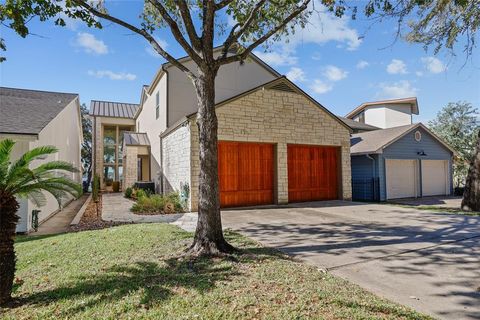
left=218, top=141, right=274, bottom=208
left=288, top=145, right=338, bottom=202
left=422, top=160, right=448, bottom=196
left=386, top=159, right=416, bottom=199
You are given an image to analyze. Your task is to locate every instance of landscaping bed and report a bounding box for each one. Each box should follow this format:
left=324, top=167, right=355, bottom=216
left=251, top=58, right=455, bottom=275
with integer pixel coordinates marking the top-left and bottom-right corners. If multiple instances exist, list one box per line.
left=125, top=188, right=185, bottom=216
left=4, top=224, right=431, bottom=319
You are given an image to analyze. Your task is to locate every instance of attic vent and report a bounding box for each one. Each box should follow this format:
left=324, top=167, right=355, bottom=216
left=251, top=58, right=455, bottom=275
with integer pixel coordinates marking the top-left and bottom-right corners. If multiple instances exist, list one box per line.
left=269, top=82, right=296, bottom=93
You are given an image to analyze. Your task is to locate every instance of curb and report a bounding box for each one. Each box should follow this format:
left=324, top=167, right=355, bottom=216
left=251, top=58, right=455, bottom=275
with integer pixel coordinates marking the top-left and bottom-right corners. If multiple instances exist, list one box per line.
left=70, top=194, right=92, bottom=226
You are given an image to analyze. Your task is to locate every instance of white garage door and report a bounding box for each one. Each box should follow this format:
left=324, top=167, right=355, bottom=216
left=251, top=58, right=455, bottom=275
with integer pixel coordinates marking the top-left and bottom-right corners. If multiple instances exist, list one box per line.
left=386, top=159, right=417, bottom=199
left=421, top=160, right=449, bottom=196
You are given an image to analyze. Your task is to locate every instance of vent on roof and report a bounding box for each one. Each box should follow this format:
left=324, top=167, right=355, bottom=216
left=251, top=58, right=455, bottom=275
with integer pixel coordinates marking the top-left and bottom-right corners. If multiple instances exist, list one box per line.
left=269, top=82, right=296, bottom=93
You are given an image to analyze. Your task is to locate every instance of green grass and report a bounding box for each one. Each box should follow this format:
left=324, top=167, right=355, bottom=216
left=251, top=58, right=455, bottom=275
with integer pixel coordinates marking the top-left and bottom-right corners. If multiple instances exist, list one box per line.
left=3, top=224, right=431, bottom=319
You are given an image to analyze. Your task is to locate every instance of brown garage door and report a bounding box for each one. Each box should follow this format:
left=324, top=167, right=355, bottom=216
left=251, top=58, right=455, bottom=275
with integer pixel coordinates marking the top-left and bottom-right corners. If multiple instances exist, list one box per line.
left=288, top=144, right=338, bottom=202
left=218, top=141, right=274, bottom=208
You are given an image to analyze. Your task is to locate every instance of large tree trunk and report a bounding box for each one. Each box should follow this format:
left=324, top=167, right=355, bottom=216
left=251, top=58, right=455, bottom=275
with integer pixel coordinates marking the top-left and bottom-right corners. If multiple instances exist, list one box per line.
left=461, top=131, right=480, bottom=211
left=0, top=192, right=19, bottom=306
left=188, top=68, right=235, bottom=255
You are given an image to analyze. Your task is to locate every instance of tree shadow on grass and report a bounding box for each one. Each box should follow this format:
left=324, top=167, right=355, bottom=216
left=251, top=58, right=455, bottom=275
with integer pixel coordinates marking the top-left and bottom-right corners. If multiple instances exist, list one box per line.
left=12, top=246, right=288, bottom=317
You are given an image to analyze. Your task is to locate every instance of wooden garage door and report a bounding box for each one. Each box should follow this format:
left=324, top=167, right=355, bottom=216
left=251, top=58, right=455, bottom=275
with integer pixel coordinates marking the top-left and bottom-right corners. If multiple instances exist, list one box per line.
left=421, top=160, right=448, bottom=196
left=288, top=145, right=338, bottom=202
left=386, top=159, right=417, bottom=199
left=218, top=141, right=274, bottom=208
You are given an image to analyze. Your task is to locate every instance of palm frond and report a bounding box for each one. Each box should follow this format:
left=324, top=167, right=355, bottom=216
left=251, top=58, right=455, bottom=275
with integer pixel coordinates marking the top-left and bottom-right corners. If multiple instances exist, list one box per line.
left=6, top=145, right=58, bottom=185
left=32, top=161, right=79, bottom=175
left=26, top=190, right=47, bottom=207
left=0, top=139, right=15, bottom=185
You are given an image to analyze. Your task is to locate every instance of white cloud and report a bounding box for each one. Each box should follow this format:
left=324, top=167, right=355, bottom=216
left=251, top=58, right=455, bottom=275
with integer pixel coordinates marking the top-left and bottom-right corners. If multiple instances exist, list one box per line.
left=145, top=38, right=169, bottom=58
left=386, top=59, right=408, bottom=74
left=310, top=79, right=333, bottom=94
left=253, top=50, right=297, bottom=66
left=378, top=80, right=418, bottom=99
left=286, top=67, right=306, bottom=82
left=421, top=56, right=446, bottom=74
left=88, top=70, right=137, bottom=81
left=356, top=60, right=369, bottom=69
left=323, top=65, right=348, bottom=81
left=75, top=32, right=108, bottom=55
left=291, top=10, right=362, bottom=51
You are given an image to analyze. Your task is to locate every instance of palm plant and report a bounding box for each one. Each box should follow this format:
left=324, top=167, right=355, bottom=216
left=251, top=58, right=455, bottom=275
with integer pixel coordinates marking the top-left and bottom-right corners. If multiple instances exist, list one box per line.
left=0, top=139, right=82, bottom=306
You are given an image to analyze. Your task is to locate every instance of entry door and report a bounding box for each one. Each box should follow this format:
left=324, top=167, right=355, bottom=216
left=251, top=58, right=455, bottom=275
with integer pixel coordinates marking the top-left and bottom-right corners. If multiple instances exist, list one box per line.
left=287, top=145, right=339, bottom=202
left=421, top=160, right=449, bottom=196
left=218, top=141, right=274, bottom=208
left=385, top=159, right=417, bottom=199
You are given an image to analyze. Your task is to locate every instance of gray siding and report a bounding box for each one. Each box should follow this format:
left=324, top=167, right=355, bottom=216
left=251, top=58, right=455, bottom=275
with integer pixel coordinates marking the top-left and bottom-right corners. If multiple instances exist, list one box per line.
left=351, top=155, right=376, bottom=201
left=379, top=127, right=453, bottom=200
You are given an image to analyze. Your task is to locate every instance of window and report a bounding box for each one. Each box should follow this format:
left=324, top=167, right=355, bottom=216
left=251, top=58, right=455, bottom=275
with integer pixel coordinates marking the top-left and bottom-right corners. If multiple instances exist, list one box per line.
left=102, top=125, right=133, bottom=187
left=155, top=92, right=160, bottom=119
left=415, top=131, right=422, bottom=142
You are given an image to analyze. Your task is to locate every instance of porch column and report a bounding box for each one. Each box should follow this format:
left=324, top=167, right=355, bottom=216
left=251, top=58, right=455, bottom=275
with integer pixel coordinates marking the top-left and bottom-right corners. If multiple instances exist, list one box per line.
left=124, top=146, right=138, bottom=189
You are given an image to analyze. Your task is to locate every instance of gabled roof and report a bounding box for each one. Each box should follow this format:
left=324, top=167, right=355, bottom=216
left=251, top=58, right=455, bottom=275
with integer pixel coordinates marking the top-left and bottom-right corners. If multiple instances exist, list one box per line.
left=123, top=132, right=150, bottom=146
left=90, top=100, right=139, bottom=119
left=159, top=77, right=351, bottom=136
left=350, top=123, right=455, bottom=155
left=0, top=87, right=78, bottom=135
left=147, top=45, right=281, bottom=96
left=346, top=97, right=419, bottom=119
left=338, top=117, right=379, bottom=132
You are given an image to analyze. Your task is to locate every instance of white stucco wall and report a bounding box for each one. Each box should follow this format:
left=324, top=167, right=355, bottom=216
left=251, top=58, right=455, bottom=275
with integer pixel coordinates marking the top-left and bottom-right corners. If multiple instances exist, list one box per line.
left=166, top=55, right=277, bottom=127
left=27, top=98, right=83, bottom=231
left=136, top=75, right=168, bottom=190
left=363, top=104, right=412, bottom=128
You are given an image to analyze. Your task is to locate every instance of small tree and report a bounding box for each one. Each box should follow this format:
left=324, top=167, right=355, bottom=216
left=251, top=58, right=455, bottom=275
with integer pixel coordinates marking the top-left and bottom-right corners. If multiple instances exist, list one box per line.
left=80, top=103, right=92, bottom=192
left=428, top=102, right=479, bottom=188
left=0, top=139, right=82, bottom=305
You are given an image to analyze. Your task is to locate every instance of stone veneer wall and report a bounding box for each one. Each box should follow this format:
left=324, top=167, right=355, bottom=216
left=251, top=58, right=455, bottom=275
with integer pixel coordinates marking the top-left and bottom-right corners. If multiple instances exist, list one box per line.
left=188, top=88, right=352, bottom=211
left=123, top=146, right=138, bottom=189
left=161, top=123, right=192, bottom=207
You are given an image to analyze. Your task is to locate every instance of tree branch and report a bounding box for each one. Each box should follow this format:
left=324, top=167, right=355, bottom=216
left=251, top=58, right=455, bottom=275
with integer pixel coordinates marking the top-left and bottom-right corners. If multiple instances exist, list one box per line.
left=217, top=0, right=311, bottom=66
left=72, top=0, right=196, bottom=79
left=147, top=0, right=203, bottom=67
left=202, top=0, right=216, bottom=67
left=220, top=0, right=268, bottom=58
left=215, top=0, right=234, bottom=11
left=176, top=0, right=202, bottom=52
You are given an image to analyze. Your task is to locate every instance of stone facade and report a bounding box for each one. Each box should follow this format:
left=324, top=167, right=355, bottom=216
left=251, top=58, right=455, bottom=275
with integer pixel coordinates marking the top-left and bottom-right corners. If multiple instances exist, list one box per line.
left=161, top=123, right=191, bottom=206
left=123, top=146, right=138, bottom=189
left=186, top=88, right=352, bottom=211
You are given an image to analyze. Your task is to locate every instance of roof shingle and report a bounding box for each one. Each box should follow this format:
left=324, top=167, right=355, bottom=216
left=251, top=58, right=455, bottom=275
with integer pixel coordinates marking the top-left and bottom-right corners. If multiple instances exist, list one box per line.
left=0, top=87, right=78, bottom=135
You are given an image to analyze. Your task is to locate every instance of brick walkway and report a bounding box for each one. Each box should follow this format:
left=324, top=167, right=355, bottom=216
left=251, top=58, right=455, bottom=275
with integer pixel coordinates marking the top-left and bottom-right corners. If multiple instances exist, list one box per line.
left=33, top=194, right=90, bottom=236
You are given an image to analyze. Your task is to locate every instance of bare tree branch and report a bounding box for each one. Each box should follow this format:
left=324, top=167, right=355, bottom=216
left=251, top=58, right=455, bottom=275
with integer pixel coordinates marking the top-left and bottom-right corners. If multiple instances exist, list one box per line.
left=72, top=0, right=196, bottom=79
left=176, top=0, right=202, bottom=52
left=147, top=0, right=203, bottom=67
left=217, top=0, right=311, bottom=66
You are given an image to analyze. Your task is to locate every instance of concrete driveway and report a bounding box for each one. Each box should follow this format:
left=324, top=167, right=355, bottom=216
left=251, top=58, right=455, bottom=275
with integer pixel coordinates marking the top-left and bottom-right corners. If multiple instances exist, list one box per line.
left=221, top=201, right=480, bottom=320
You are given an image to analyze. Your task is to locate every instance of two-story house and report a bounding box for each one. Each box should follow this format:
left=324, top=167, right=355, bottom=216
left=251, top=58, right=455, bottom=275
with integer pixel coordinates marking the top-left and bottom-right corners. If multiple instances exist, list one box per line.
left=90, top=49, right=353, bottom=211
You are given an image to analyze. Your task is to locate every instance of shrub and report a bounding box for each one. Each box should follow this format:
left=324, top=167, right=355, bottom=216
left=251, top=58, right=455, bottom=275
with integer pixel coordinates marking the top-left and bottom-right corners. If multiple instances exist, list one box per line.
left=135, top=189, right=147, bottom=200
left=92, top=174, right=100, bottom=202
left=124, top=187, right=133, bottom=199
left=130, top=192, right=184, bottom=214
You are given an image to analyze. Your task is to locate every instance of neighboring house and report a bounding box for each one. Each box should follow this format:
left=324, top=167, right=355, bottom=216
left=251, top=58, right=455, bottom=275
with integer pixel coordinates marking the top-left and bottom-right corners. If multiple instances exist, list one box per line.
left=90, top=49, right=353, bottom=211
left=0, top=87, right=83, bottom=233
left=345, top=98, right=454, bottom=201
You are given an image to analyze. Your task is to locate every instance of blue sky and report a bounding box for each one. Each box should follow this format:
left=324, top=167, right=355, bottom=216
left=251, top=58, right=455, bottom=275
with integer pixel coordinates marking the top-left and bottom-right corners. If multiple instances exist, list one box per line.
left=1, top=2, right=479, bottom=123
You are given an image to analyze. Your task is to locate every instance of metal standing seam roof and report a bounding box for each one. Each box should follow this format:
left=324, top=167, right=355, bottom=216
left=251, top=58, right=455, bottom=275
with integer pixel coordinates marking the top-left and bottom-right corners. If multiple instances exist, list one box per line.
left=123, top=132, right=150, bottom=146
left=89, top=100, right=139, bottom=119
left=0, top=87, right=78, bottom=135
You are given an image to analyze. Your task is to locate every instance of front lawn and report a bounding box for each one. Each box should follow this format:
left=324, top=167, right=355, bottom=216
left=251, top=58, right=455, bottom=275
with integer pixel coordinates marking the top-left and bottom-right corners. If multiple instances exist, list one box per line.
left=3, top=224, right=431, bottom=319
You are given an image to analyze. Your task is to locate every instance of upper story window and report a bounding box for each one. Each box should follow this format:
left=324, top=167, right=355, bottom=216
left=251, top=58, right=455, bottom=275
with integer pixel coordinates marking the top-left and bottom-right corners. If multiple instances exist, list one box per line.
left=155, top=92, right=160, bottom=119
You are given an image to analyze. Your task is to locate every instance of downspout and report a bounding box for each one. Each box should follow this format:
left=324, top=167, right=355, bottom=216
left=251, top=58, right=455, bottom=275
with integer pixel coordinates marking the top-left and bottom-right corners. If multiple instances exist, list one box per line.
left=159, top=135, right=164, bottom=194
